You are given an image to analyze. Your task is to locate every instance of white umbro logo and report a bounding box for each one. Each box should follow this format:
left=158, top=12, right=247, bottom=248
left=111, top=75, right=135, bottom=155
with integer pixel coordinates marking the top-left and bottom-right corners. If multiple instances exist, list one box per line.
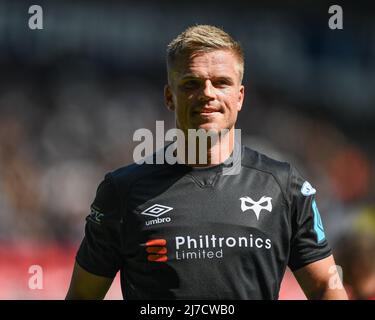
left=140, top=204, right=173, bottom=217
left=239, top=196, right=272, bottom=220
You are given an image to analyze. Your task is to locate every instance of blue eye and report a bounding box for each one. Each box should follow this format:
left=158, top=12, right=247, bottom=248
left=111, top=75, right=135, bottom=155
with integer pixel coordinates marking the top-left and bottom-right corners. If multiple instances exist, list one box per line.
left=213, top=80, right=230, bottom=87
left=214, top=82, right=225, bottom=87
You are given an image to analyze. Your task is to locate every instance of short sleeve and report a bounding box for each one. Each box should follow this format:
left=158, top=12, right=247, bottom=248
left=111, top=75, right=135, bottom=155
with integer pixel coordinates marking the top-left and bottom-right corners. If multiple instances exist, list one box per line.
left=76, top=173, right=123, bottom=278
left=288, top=166, right=332, bottom=272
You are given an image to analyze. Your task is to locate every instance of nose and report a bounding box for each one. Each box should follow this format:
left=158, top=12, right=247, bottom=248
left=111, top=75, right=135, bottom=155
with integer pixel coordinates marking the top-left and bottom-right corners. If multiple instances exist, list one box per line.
left=200, top=80, right=216, bottom=101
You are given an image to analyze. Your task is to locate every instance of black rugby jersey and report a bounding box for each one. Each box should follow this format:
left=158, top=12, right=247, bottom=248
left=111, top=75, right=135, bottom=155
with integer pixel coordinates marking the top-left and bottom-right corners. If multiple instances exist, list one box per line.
left=76, top=145, right=331, bottom=299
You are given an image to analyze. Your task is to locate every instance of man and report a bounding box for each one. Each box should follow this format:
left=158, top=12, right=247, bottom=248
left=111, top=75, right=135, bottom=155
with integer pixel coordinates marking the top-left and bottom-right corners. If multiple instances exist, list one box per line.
left=66, top=25, right=348, bottom=299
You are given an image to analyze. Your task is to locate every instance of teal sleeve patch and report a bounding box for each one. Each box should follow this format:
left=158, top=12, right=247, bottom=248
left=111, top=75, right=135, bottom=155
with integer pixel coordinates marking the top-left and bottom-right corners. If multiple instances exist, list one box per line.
left=312, top=199, right=326, bottom=243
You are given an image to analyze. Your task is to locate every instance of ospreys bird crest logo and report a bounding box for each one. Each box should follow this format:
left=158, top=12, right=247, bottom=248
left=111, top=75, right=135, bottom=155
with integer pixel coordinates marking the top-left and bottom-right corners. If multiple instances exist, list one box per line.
left=239, top=196, right=273, bottom=220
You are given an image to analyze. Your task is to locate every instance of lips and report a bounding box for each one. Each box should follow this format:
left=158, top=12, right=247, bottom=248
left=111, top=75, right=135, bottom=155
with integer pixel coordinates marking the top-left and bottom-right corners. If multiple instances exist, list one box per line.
left=193, top=107, right=221, bottom=115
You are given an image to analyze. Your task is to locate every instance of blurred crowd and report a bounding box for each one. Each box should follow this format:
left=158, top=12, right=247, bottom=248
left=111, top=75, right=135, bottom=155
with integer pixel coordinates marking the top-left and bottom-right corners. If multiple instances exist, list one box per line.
left=0, top=68, right=166, bottom=242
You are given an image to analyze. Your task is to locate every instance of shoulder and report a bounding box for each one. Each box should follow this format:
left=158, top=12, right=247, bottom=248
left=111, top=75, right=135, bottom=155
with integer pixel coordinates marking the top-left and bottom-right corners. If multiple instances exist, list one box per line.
left=241, top=146, right=292, bottom=183
left=240, top=146, right=295, bottom=205
left=106, top=156, right=171, bottom=193
left=91, top=157, right=169, bottom=219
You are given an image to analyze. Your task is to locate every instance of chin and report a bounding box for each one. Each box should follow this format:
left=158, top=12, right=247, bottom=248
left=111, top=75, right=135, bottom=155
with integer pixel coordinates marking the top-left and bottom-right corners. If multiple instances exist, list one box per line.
left=195, top=123, right=222, bottom=133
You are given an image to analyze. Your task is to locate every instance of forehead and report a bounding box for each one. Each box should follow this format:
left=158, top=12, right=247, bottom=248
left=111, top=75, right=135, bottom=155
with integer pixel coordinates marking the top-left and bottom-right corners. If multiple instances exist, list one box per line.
left=171, top=50, right=240, bottom=80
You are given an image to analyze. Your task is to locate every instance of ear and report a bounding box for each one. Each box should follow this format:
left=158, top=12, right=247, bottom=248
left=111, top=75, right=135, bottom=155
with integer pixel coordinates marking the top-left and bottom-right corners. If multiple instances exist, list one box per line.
left=164, top=85, right=175, bottom=111
left=237, top=85, right=245, bottom=111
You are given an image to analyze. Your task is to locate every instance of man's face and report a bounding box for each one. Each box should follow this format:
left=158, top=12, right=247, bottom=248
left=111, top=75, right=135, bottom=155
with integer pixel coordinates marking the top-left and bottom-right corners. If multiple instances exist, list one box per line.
left=165, top=50, right=244, bottom=134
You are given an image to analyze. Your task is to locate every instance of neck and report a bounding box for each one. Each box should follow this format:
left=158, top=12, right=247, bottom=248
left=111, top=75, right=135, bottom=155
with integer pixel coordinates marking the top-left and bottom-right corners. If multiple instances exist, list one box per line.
left=177, top=128, right=235, bottom=167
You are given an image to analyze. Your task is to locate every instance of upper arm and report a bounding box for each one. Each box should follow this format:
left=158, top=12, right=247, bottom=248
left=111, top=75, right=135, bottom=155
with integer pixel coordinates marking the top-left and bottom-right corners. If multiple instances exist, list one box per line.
left=287, top=167, right=332, bottom=271
left=67, top=174, right=123, bottom=299
left=66, top=262, right=114, bottom=300
left=293, top=255, right=348, bottom=300
left=286, top=167, right=347, bottom=299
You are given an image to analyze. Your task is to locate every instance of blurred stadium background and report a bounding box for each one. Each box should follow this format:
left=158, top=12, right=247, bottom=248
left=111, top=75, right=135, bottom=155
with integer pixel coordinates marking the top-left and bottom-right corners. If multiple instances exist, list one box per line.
left=0, top=0, right=374, bottom=299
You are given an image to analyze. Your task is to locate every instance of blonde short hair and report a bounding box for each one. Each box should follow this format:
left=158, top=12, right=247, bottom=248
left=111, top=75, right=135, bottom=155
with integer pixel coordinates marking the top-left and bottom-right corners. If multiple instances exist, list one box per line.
left=167, top=25, right=244, bottom=82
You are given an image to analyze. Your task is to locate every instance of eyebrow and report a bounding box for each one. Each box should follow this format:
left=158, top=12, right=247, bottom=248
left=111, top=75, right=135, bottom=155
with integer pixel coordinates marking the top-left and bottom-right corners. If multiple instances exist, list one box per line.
left=180, top=73, right=201, bottom=80
left=180, top=74, right=234, bottom=83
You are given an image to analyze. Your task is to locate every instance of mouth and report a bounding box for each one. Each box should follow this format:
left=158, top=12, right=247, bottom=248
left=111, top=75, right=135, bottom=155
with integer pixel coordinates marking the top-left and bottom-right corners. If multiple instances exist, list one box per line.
left=193, top=108, right=221, bottom=116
